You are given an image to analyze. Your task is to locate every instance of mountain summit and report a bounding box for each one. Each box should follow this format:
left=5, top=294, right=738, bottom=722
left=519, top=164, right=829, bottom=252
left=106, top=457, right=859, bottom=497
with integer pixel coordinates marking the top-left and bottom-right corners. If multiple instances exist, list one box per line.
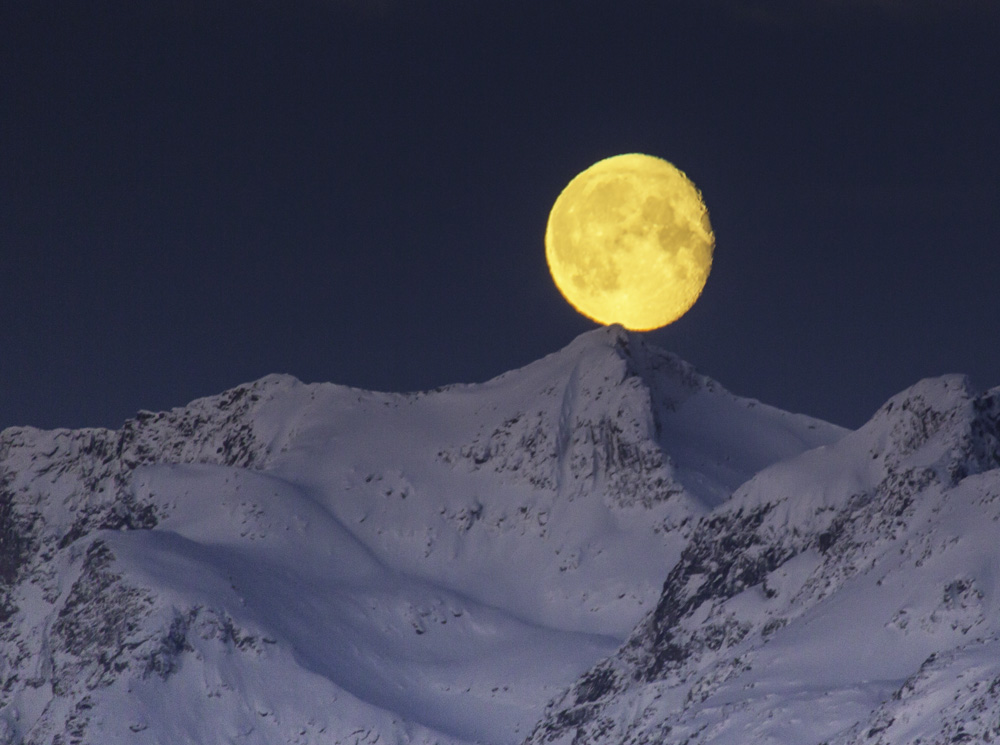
left=7, top=328, right=993, bottom=745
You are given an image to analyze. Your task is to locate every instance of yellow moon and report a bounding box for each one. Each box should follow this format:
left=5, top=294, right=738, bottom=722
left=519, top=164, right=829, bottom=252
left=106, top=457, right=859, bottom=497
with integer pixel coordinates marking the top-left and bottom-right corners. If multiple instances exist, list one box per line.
left=545, top=153, right=714, bottom=331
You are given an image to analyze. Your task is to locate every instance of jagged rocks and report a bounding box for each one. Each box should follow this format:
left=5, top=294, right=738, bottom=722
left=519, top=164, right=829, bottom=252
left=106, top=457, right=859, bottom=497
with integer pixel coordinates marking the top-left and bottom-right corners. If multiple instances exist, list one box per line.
left=49, top=540, right=155, bottom=695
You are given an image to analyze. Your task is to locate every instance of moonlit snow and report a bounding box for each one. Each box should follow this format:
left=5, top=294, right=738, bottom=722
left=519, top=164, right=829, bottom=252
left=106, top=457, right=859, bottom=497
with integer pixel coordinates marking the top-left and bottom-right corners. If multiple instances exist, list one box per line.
left=2, top=326, right=999, bottom=744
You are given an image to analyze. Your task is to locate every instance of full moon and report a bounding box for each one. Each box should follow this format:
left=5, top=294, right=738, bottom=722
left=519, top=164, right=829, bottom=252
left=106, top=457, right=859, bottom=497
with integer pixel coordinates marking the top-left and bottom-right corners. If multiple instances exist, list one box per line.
left=545, top=153, right=714, bottom=331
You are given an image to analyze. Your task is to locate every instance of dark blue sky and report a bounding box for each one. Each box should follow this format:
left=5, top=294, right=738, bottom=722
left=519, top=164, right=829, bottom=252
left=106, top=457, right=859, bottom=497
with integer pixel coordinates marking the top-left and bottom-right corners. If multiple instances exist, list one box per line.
left=3, top=0, right=998, bottom=431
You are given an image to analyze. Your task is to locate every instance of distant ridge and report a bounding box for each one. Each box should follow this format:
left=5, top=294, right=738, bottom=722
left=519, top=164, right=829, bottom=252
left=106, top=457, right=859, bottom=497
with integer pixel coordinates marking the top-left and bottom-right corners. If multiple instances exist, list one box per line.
left=526, top=373, right=1000, bottom=745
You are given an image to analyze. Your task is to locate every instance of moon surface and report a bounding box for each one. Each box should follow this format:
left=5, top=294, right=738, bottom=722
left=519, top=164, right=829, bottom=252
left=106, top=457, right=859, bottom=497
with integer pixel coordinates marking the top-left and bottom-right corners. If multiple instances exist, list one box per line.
left=545, top=153, right=714, bottom=331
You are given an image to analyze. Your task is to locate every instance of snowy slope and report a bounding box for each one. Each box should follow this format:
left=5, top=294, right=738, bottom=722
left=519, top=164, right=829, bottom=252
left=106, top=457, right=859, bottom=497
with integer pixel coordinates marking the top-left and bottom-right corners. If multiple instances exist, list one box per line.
left=0, top=327, right=843, bottom=745
left=525, top=374, right=1000, bottom=745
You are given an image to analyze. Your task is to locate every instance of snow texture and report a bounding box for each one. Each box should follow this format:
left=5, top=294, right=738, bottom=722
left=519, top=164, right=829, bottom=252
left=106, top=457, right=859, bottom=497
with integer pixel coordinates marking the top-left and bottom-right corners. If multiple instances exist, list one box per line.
left=9, top=325, right=993, bottom=744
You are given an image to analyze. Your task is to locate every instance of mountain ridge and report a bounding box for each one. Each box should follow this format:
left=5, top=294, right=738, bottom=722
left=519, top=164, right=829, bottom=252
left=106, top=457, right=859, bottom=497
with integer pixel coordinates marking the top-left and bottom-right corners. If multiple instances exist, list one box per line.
left=524, top=372, right=1000, bottom=745
left=13, top=327, right=996, bottom=744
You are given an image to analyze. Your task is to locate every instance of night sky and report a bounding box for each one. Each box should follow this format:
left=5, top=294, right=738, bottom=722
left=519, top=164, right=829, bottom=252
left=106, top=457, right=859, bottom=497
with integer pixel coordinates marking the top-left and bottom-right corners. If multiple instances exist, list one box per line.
left=3, top=0, right=998, bottom=432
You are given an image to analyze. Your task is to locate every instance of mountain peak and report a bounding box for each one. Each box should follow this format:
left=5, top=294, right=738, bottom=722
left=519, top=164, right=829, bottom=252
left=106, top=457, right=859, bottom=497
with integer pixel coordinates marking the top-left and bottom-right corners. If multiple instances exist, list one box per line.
left=859, top=373, right=1000, bottom=484
left=0, top=331, right=846, bottom=745
left=565, top=322, right=632, bottom=349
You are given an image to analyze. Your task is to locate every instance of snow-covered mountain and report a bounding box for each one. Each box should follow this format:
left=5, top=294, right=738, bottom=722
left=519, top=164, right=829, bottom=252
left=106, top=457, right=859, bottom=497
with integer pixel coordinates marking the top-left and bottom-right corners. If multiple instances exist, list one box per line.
left=9, top=326, right=999, bottom=745
left=0, top=326, right=842, bottom=745
left=525, top=373, right=1000, bottom=745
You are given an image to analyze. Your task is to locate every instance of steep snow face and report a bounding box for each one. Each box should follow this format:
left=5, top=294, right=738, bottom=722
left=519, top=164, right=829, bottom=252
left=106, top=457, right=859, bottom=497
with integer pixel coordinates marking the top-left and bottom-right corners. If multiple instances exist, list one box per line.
left=254, top=325, right=843, bottom=636
left=526, top=374, right=1000, bottom=745
left=0, top=327, right=842, bottom=745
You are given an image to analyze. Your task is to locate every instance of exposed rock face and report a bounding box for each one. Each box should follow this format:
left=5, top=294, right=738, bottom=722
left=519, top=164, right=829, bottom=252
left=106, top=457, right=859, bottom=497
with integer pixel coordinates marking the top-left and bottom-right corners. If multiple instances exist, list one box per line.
left=442, top=334, right=676, bottom=506
left=0, top=378, right=277, bottom=582
left=524, top=375, right=1000, bottom=745
left=0, top=377, right=284, bottom=744
left=437, top=332, right=684, bottom=506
